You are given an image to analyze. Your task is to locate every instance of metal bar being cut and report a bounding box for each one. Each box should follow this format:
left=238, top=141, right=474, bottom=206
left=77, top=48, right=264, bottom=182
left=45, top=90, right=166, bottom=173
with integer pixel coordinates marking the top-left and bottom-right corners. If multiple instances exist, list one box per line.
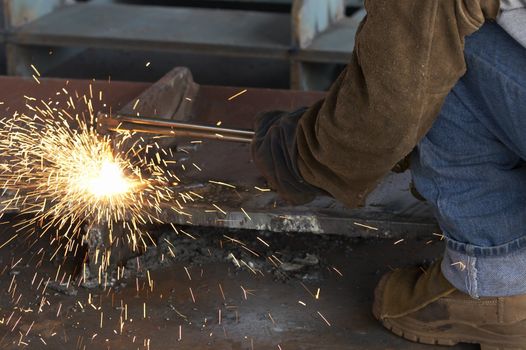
left=99, top=114, right=255, bottom=143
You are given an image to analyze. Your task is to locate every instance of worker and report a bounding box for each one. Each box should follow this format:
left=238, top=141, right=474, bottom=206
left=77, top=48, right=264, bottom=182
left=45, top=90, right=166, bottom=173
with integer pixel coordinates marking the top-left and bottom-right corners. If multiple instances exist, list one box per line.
left=252, top=0, right=526, bottom=348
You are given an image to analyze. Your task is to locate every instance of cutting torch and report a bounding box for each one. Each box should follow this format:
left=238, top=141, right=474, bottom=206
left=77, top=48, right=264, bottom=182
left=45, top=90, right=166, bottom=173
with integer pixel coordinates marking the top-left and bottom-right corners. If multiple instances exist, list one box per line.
left=98, top=114, right=254, bottom=143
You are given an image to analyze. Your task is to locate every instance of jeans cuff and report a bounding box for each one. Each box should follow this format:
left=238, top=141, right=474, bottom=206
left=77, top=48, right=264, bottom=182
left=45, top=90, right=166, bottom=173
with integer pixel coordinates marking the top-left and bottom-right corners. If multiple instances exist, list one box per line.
left=442, top=241, right=526, bottom=298
left=445, top=234, right=526, bottom=257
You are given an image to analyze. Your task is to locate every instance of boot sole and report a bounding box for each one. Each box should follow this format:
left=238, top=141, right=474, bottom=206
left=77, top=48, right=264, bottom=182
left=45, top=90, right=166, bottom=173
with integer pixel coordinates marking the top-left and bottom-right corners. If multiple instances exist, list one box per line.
left=380, top=316, right=526, bottom=350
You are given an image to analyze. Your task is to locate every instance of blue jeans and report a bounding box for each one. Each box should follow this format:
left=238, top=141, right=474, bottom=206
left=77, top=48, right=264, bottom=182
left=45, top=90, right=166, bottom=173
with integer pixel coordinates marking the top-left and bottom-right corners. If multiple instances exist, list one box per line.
left=411, top=22, right=526, bottom=298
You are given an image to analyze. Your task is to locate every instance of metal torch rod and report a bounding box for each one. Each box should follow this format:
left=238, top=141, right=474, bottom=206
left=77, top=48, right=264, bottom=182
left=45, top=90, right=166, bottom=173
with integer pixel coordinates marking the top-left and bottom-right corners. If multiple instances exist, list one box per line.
left=103, top=114, right=255, bottom=143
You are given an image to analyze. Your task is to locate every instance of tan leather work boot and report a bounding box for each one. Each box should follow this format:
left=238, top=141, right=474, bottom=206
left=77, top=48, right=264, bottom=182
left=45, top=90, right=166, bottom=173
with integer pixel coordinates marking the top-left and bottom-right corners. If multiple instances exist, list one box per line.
left=373, top=261, right=526, bottom=349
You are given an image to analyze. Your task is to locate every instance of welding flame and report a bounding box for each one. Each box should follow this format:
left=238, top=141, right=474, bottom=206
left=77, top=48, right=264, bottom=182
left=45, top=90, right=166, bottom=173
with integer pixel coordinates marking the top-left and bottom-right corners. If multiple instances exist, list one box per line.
left=24, top=121, right=148, bottom=217
left=83, top=159, right=132, bottom=198
left=70, top=154, right=134, bottom=199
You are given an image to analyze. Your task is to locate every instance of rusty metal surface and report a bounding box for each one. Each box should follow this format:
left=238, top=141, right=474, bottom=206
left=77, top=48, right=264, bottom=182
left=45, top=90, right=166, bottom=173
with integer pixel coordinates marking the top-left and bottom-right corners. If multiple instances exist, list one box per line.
left=0, top=75, right=148, bottom=112
left=0, top=221, right=475, bottom=350
left=118, top=67, right=199, bottom=121
left=0, top=75, right=436, bottom=237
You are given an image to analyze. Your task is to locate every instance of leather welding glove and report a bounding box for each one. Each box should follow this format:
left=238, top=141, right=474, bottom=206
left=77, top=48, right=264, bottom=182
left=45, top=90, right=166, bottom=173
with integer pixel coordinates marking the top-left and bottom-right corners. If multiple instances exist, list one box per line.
left=251, top=108, right=326, bottom=205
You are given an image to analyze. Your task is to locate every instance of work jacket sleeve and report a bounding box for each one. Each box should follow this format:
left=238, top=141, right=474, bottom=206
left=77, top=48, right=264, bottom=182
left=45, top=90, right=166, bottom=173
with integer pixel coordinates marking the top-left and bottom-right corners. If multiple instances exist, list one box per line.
left=296, top=0, right=500, bottom=208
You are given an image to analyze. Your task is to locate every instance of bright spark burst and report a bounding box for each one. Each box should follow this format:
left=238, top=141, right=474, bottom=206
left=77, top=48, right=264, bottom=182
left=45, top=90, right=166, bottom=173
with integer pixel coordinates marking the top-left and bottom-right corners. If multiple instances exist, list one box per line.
left=0, top=88, right=178, bottom=264
left=81, top=159, right=132, bottom=198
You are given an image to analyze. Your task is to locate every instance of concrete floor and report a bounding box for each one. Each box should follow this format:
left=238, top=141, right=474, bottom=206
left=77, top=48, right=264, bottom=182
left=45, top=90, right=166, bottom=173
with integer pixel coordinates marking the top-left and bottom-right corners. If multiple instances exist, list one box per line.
left=0, top=220, right=476, bottom=350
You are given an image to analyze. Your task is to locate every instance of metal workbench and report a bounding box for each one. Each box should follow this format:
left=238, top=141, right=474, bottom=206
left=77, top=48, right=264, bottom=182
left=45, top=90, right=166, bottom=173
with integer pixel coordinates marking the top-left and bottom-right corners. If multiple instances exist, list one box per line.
left=0, top=75, right=436, bottom=238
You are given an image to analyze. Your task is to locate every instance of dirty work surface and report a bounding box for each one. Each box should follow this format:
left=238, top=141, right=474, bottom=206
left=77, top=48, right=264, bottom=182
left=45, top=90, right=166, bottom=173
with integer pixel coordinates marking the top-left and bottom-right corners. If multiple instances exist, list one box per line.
left=0, top=219, right=476, bottom=350
left=0, top=76, right=435, bottom=238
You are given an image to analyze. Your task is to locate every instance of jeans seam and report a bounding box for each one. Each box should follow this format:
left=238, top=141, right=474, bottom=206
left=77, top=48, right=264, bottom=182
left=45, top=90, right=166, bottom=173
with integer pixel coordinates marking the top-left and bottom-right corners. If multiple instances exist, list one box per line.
left=464, top=50, right=526, bottom=92
left=466, top=256, right=479, bottom=299
left=443, top=244, right=526, bottom=297
left=417, top=140, right=444, bottom=213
